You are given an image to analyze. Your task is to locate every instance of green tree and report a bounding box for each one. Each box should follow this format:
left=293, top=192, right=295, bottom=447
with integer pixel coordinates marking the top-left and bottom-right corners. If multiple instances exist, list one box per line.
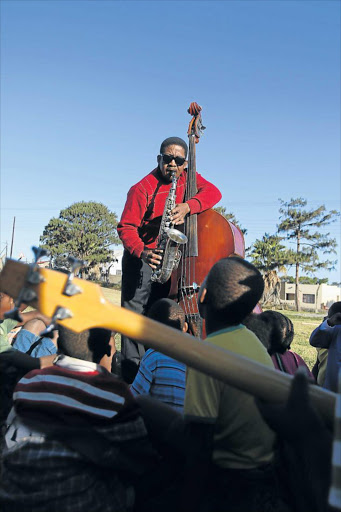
left=277, top=198, right=339, bottom=311
left=40, top=201, right=120, bottom=270
left=248, top=234, right=293, bottom=305
left=281, top=276, right=329, bottom=285
left=213, top=206, right=247, bottom=234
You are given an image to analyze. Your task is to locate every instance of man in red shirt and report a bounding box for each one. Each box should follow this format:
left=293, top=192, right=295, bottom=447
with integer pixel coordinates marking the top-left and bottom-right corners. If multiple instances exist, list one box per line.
left=117, top=136, right=222, bottom=382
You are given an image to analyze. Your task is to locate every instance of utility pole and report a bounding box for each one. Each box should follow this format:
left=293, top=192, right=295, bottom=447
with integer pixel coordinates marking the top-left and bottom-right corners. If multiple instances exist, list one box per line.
left=10, top=217, right=16, bottom=258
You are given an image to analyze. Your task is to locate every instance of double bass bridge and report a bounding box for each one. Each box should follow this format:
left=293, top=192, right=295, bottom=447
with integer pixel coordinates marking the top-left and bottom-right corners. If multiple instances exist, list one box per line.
left=179, top=282, right=200, bottom=300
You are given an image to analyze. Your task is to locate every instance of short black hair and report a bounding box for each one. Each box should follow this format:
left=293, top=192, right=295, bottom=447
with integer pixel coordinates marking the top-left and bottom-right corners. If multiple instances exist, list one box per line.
left=147, top=298, right=185, bottom=331
left=204, top=257, right=264, bottom=325
left=328, top=301, right=341, bottom=317
left=160, top=137, right=188, bottom=158
left=57, top=325, right=111, bottom=363
left=258, top=311, right=294, bottom=355
left=243, top=313, right=269, bottom=348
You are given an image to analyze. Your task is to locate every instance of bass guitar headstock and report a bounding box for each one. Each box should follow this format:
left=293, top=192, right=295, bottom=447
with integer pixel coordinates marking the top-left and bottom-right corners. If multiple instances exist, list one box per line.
left=0, top=254, right=113, bottom=333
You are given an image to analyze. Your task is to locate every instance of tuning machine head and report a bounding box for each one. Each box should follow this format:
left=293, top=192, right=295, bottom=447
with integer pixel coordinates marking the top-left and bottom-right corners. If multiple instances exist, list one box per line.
left=4, top=247, right=43, bottom=319
left=40, top=306, right=73, bottom=338
left=32, top=246, right=50, bottom=263
left=26, top=246, right=48, bottom=285
left=62, top=256, right=86, bottom=297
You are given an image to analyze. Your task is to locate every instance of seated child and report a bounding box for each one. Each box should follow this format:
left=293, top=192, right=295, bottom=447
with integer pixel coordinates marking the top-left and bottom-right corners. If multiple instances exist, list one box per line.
left=183, top=257, right=287, bottom=512
left=0, top=325, right=158, bottom=512
left=244, top=310, right=314, bottom=379
left=0, top=292, right=57, bottom=357
left=131, top=299, right=187, bottom=413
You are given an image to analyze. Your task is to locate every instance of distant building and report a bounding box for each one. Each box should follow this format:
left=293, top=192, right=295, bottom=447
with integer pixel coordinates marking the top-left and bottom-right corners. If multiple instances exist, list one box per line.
left=37, top=259, right=50, bottom=269
left=100, top=250, right=123, bottom=284
left=280, top=282, right=341, bottom=311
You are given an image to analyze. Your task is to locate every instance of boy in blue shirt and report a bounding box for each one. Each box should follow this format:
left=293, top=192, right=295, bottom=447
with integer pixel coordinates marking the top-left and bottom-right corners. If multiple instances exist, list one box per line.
left=131, top=298, right=188, bottom=413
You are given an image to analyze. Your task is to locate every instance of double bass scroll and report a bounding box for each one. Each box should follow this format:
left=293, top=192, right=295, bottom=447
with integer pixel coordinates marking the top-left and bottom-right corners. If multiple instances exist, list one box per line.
left=184, top=102, right=205, bottom=258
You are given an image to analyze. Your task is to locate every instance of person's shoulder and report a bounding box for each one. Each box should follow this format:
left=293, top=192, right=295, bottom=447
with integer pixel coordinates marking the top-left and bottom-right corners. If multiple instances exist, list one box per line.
left=130, top=168, right=159, bottom=194
left=141, top=348, right=158, bottom=365
left=148, top=349, right=185, bottom=369
left=0, top=318, right=18, bottom=334
left=18, top=363, right=134, bottom=400
left=210, top=325, right=273, bottom=365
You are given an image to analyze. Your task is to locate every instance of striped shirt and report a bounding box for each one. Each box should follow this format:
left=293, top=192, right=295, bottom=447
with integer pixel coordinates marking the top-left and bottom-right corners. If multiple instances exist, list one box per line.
left=0, top=356, right=155, bottom=512
left=11, top=356, right=134, bottom=426
left=131, top=349, right=186, bottom=413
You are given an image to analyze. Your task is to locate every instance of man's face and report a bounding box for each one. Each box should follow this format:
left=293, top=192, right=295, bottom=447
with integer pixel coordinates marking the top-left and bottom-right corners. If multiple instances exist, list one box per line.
left=157, top=144, right=187, bottom=182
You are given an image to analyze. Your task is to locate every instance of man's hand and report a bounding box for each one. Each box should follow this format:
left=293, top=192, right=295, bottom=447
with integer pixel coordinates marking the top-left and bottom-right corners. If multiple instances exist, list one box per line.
left=171, top=203, right=190, bottom=225
left=141, top=249, right=163, bottom=269
left=327, top=312, right=341, bottom=326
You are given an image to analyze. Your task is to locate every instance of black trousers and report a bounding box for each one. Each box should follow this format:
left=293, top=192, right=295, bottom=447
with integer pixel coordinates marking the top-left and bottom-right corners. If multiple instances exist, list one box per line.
left=120, top=250, right=170, bottom=382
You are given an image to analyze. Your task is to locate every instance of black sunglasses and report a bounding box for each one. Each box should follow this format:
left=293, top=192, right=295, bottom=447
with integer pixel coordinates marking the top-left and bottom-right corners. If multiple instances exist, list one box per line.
left=161, top=154, right=186, bottom=166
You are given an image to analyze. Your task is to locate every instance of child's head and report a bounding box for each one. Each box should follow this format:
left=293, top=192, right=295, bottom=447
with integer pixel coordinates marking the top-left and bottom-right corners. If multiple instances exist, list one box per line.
left=244, top=311, right=294, bottom=355
left=0, top=293, right=14, bottom=320
left=147, top=298, right=187, bottom=332
left=57, top=325, right=112, bottom=363
left=199, top=257, right=264, bottom=330
left=243, top=313, right=269, bottom=347
left=328, top=301, right=341, bottom=318
left=257, top=311, right=294, bottom=355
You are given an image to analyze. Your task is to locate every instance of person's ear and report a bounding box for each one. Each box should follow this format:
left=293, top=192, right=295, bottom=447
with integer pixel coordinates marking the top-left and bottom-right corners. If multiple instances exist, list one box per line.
left=198, top=287, right=208, bottom=319
left=199, top=287, right=207, bottom=304
left=182, top=321, right=189, bottom=333
left=157, top=154, right=161, bottom=167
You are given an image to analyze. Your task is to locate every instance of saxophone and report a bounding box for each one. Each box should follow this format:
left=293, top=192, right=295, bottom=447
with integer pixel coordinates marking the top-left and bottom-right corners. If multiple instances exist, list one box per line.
left=150, top=171, right=188, bottom=284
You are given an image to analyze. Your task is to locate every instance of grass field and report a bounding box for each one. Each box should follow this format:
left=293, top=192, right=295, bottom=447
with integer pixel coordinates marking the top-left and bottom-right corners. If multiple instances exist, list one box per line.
left=101, top=287, right=322, bottom=369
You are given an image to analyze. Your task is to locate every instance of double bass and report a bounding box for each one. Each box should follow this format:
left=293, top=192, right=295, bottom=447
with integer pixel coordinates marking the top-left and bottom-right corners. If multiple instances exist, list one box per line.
left=170, top=102, right=245, bottom=336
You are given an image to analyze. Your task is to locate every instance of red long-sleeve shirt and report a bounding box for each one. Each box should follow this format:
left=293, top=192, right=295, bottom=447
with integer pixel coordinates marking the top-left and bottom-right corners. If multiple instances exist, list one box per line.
left=118, top=168, right=222, bottom=257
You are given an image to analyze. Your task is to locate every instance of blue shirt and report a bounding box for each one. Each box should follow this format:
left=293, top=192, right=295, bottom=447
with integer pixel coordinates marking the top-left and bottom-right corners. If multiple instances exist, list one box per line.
left=131, top=349, right=186, bottom=413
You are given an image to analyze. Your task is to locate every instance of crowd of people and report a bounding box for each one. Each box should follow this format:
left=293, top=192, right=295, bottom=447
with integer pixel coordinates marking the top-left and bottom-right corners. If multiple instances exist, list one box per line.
left=0, top=259, right=340, bottom=512
left=0, top=136, right=340, bottom=511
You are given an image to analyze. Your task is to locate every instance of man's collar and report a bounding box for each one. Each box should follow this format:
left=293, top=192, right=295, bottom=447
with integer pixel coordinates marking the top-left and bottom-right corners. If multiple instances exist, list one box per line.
left=54, top=354, right=105, bottom=373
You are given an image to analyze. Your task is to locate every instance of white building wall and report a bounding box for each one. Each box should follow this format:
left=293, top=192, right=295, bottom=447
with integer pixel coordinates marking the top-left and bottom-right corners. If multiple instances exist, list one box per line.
left=319, top=284, right=341, bottom=309
left=280, top=282, right=341, bottom=310
left=109, top=250, right=123, bottom=275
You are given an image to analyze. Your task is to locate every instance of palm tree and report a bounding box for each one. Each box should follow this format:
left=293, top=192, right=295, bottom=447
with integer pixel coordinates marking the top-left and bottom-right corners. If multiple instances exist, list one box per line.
left=248, top=234, right=294, bottom=306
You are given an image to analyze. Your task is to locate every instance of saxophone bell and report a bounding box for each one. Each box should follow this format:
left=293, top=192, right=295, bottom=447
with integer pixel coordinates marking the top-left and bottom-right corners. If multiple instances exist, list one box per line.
left=167, top=228, right=188, bottom=245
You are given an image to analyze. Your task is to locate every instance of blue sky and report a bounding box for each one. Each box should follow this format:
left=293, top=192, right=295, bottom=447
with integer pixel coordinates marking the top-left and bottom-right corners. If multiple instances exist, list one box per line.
left=1, top=0, right=340, bottom=282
